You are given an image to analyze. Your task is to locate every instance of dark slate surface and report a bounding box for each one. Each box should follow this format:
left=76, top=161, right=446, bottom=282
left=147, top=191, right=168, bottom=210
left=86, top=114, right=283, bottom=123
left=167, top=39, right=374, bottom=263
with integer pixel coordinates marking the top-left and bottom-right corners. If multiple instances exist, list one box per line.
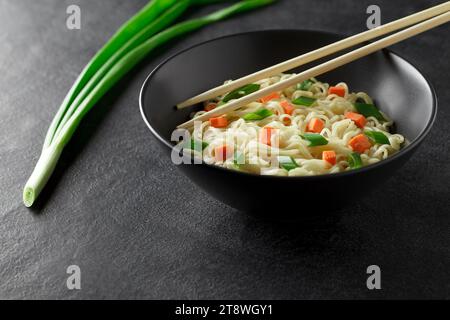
left=0, top=0, right=449, bottom=299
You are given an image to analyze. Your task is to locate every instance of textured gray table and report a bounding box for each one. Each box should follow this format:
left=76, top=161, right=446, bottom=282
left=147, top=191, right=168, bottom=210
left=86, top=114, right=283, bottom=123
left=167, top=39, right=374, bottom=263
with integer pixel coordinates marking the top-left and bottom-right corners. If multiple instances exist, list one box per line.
left=0, top=0, right=449, bottom=299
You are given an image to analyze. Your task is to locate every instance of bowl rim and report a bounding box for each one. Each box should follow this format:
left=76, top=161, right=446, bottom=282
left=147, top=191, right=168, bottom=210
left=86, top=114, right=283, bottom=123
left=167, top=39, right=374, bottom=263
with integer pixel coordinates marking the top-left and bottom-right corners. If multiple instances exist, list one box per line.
left=139, top=29, right=438, bottom=181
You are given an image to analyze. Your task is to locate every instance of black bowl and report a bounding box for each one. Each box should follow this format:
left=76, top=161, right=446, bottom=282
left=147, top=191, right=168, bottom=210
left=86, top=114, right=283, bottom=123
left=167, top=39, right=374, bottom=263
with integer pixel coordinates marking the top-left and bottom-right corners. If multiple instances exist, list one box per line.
left=140, top=30, right=436, bottom=219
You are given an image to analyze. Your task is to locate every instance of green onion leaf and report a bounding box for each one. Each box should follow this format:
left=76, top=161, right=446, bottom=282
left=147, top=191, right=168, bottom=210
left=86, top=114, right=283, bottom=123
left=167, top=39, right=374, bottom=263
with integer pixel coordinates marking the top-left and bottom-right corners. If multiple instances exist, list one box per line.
left=278, top=156, right=298, bottom=171
left=242, top=108, right=273, bottom=121
left=222, top=83, right=261, bottom=102
left=365, top=131, right=390, bottom=145
left=347, top=152, right=363, bottom=169
left=297, top=79, right=314, bottom=91
left=292, top=96, right=317, bottom=107
left=184, top=139, right=208, bottom=151
left=354, top=102, right=385, bottom=121
left=301, top=133, right=328, bottom=147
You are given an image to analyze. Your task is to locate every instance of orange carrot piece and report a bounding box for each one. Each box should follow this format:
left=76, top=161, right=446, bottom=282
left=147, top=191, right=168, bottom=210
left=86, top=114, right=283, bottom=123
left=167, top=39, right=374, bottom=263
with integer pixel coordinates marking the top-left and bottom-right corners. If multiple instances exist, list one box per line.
left=322, top=150, right=336, bottom=165
left=280, top=100, right=295, bottom=115
left=209, top=116, right=228, bottom=128
left=307, top=118, right=325, bottom=133
left=345, top=111, right=366, bottom=128
left=282, top=116, right=291, bottom=126
left=214, top=145, right=234, bottom=162
left=260, top=92, right=281, bottom=103
left=348, top=134, right=371, bottom=153
left=205, top=103, right=217, bottom=112
left=259, top=127, right=278, bottom=146
left=328, top=86, right=346, bottom=97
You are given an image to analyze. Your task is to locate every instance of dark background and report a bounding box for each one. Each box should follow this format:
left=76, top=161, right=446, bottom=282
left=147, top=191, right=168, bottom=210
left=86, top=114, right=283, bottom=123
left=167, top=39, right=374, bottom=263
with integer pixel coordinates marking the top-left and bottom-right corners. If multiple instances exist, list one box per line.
left=0, top=0, right=449, bottom=299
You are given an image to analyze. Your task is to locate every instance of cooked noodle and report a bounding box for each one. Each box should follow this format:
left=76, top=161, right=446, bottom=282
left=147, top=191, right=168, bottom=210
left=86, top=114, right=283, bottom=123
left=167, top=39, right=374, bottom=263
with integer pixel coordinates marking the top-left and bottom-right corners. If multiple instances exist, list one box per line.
left=183, top=75, right=405, bottom=176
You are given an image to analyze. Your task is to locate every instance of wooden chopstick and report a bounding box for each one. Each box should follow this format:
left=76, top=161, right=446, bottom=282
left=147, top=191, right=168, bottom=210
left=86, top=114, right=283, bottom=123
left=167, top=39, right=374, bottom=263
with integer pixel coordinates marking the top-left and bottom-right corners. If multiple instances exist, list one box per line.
left=177, top=11, right=450, bottom=129
left=176, top=1, right=450, bottom=110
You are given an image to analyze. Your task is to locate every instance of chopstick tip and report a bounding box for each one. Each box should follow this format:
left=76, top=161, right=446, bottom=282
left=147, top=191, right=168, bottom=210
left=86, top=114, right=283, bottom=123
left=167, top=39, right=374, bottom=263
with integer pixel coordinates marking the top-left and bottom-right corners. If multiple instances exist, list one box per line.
left=176, top=101, right=190, bottom=110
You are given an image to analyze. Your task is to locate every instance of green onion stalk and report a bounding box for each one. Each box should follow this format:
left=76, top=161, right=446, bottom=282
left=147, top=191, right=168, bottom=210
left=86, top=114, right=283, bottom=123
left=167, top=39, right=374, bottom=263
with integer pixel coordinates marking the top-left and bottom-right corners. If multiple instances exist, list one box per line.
left=23, top=0, right=275, bottom=207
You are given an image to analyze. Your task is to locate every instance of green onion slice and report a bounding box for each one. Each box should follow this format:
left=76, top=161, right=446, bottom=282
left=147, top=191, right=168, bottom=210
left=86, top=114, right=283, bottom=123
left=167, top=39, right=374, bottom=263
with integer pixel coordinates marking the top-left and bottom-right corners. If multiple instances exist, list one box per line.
left=278, top=156, right=298, bottom=171
left=301, top=133, right=328, bottom=147
left=354, top=103, right=385, bottom=121
left=242, top=108, right=273, bottom=121
left=297, top=79, right=314, bottom=91
left=233, top=151, right=245, bottom=168
left=347, top=152, right=363, bottom=169
left=292, top=96, right=317, bottom=107
left=184, top=139, right=208, bottom=151
left=365, top=130, right=390, bottom=145
left=222, top=83, right=261, bottom=103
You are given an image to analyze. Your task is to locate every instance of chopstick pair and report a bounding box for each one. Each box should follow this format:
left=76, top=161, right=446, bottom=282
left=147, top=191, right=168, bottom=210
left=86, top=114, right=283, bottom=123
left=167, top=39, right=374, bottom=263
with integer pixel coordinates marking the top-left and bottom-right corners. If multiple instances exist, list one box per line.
left=176, top=1, right=450, bottom=129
